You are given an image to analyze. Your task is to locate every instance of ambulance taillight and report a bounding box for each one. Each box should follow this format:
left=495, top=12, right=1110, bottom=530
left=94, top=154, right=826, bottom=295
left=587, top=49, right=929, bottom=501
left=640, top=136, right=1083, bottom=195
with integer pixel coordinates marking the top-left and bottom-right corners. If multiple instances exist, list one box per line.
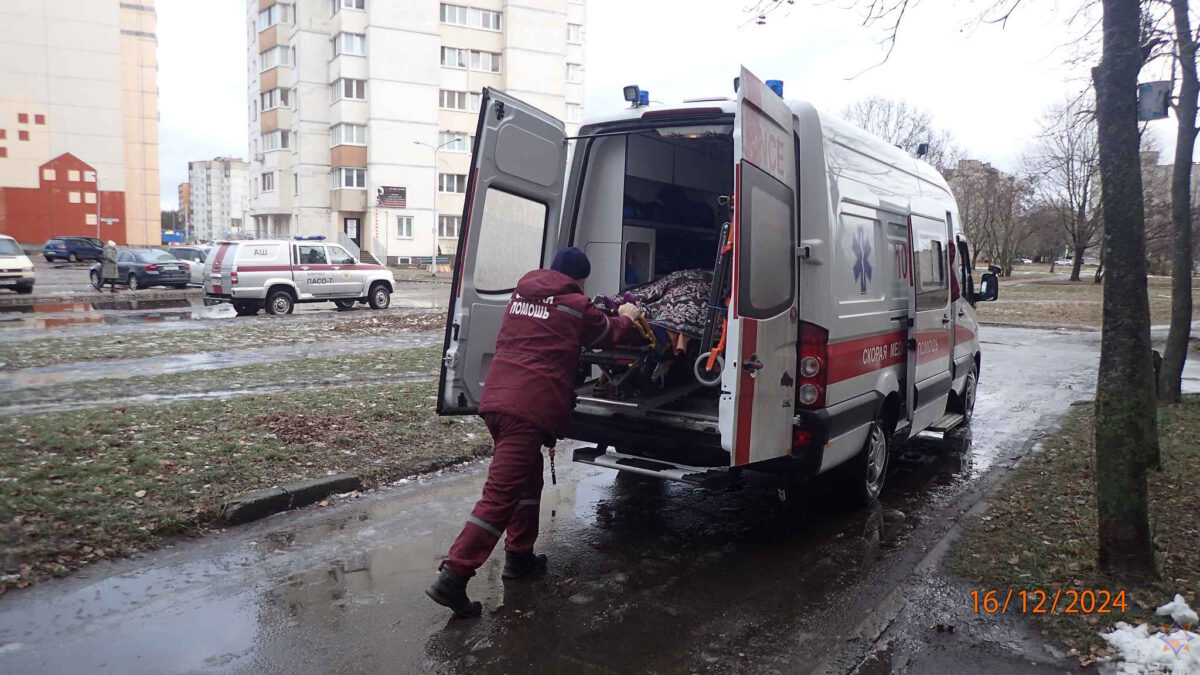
left=797, top=321, right=828, bottom=409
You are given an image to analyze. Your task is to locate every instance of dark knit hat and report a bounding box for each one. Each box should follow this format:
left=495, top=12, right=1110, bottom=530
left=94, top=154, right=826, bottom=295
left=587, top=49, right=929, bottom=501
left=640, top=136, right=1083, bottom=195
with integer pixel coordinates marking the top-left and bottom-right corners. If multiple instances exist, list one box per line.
left=551, top=247, right=591, bottom=280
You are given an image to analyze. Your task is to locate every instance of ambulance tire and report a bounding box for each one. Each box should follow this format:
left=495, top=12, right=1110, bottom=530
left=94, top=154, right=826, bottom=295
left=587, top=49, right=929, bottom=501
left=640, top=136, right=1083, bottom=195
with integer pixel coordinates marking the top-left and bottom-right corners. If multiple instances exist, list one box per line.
left=944, top=365, right=978, bottom=441
left=266, top=289, right=295, bottom=315
left=368, top=283, right=391, bottom=310
left=835, top=418, right=890, bottom=507
left=334, top=299, right=357, bottom=311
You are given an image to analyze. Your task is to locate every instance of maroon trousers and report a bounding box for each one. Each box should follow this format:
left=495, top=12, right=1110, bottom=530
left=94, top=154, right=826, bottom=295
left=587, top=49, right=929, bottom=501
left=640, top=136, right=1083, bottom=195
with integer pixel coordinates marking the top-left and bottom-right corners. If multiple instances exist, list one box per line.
left=443, top=413, right=547, bottom=578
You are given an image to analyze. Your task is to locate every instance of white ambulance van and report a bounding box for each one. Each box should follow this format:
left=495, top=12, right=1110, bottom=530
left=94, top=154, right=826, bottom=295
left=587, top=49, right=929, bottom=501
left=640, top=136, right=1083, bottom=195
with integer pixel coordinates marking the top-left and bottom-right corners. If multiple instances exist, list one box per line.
left=438, top=67, right=999, bottom=503
left=204, top=236, right=395, bottom=316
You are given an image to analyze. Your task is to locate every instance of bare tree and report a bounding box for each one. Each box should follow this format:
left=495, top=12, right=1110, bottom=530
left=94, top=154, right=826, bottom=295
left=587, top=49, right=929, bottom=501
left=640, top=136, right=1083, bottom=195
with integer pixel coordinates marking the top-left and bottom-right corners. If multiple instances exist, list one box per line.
left=1159, top=0, right=1198, bottom=403
left=946, top=159, right=1030, bottom=273
left=1093, top=0, right=1158, bottom=580
left=841, top=97, right=962, bottom=172
left=1024, top=97, right=1103, bottom=281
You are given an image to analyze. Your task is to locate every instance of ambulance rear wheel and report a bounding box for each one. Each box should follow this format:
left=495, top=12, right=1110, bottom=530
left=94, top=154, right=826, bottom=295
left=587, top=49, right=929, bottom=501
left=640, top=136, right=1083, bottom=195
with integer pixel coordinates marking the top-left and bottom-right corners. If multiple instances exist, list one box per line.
left=368, top=283, right=391, bottom=310
left=835, top=418, right=890, bottom=507
left=266, top=290, right=295, bottom=315
left=233, top=301, right=259, bottom=317
left=334, top=299, right=357, bottom=311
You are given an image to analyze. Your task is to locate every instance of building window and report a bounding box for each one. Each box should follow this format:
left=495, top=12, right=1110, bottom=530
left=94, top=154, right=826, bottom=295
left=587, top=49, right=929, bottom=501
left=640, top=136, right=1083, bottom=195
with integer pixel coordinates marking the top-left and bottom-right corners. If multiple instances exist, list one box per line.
left=568, top=23, right=583, bottom=43
left=18, top=130, right=29, bottom=141
left=440, top=3, right=468, bottom=25
left=333, top=167, right=366, bottom=189
left=471, top=50, right=501, bottom=73
left=441, top=47, right=467, bottom=69
left=331, top=78, right=366, bottom=101
left=397, top=216, right=413, bottom=238
left=34, top=114, right=46, bottom=125
left=0, top=130, right=5, bottom=139
left=86, top=213, right=97, bottom=225
left=439, top=215, right=460, bottom=238
left=84, top=171, right=95, bottom=182
left=260, top=45, right=293, bottom=70
left=333, top=32, right=366, bottom=57
left=263, top=130, right=290, bottom=151
left=69, top=191, right=81, bottom=204
left=566, top=103, right=582, bottom=123
left=469, top=92, right=482, bottom=112
left=331, top=123, right=367, bottom=146
left=0, top=148, right=6, bottom=158
left=293, top=172, right=298, bottom=195
left=567, top=63, right=583, bottom=83
left=17, top=113, right=27, bottom=124
left=332, top=0, right=364, bottom=13
left=439, top=89, right=468, bottom=111
left=438, top=173, right=467, bottom=193
left=85, top=192, right=96, bottom=204
left=42, top=169, right=56, bottom=181
left=260, top=88, right=289, bottom=110
left=68, top=170, right=80, bottom=181
left=440, top=131, right=469, bottom=152
left=471, top=8, right=501, bottom=30
left=257, top=3, right=291, bottom=31
left=262, top=172, right=275, bottom=192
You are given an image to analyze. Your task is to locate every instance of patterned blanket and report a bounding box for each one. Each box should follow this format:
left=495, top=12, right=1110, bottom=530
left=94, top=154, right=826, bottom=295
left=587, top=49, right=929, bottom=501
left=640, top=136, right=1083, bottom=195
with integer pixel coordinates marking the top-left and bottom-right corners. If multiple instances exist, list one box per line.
left=628, top=268, right=713, bottom=339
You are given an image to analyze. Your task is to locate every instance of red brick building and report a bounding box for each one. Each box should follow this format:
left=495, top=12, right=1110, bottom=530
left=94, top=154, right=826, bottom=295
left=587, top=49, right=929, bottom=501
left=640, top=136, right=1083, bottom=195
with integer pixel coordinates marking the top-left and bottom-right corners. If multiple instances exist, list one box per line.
left=0, top=154, right=127, bottom=245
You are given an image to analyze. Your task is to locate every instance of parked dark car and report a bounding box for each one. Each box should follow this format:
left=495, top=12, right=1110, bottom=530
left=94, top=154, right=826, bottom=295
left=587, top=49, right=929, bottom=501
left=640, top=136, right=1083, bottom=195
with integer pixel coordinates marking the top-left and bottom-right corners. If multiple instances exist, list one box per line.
left=89, top=249, right=190, bottom=290
left=43, top=236, right=104, bottom=263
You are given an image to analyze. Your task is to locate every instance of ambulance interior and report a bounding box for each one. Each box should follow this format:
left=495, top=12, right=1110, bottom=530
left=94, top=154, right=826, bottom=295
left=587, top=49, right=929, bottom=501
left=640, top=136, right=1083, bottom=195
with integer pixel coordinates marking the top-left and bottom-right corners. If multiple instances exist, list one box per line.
left=570, top=122, right=736, bottom=416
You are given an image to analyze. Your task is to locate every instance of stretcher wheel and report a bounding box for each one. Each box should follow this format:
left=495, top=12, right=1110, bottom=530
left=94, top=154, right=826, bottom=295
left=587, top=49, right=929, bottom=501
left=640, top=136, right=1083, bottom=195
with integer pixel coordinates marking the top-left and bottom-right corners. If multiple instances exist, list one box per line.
left=694, top=355, right=724, bottom=387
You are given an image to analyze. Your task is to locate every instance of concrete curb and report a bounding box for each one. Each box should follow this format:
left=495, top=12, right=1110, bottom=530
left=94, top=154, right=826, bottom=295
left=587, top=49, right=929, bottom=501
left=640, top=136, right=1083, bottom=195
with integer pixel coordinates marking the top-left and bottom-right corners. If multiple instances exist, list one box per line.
left=220, top=473, right=362, bottom=525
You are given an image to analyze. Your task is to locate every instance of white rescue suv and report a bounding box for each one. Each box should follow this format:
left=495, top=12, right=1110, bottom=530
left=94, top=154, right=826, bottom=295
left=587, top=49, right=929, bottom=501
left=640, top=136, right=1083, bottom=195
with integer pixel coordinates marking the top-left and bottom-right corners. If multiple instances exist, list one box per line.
left=438, top=67, right=1000, bottom=503
left=203, top=236, right=395, bottom=316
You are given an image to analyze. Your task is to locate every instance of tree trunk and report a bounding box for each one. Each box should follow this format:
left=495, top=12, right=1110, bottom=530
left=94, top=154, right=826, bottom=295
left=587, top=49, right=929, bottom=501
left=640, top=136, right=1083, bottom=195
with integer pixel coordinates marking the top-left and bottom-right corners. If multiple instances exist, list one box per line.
left=1159, top=0, right=1198, bottom=403
left=1092, top=0, right=1159, bottom=582
left=1071, top=246, right=1085, bottom=281
left=1095, top=239, right=1106, bottom=284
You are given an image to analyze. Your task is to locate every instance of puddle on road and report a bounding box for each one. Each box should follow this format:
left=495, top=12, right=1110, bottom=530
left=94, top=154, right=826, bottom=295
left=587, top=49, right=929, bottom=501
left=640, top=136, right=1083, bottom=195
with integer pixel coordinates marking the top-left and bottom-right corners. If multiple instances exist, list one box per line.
left=0, top=298, right=233, bottom=331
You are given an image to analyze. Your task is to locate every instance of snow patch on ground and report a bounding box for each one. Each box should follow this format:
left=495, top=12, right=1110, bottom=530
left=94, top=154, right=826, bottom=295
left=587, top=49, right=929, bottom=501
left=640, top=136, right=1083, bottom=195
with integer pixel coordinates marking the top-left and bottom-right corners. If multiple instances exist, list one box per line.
left=1099, top=595, right=1200, bottom=674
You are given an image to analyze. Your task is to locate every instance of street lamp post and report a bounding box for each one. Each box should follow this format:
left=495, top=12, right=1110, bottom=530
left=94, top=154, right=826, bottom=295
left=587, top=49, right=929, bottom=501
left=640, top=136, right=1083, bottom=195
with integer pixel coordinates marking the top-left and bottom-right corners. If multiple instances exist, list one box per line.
left=413, top=139, right=460, bottom=274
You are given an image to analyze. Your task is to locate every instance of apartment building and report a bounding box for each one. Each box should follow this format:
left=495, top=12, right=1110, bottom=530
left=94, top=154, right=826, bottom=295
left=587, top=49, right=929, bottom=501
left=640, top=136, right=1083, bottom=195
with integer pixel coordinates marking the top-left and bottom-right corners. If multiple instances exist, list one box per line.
left=188, top=158, right=250, bottom=242
left=246, top=0, right=585, bottom=264
left=178, top=181, right=191, bottom=237
left=0, top=0, right=160, bottom=245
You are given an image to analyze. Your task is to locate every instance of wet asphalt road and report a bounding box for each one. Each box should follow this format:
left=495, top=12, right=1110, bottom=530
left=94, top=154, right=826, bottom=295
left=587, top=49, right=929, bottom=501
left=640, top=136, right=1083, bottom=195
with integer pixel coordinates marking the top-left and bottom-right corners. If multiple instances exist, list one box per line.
left=5, top=327, right=1193, bottom=674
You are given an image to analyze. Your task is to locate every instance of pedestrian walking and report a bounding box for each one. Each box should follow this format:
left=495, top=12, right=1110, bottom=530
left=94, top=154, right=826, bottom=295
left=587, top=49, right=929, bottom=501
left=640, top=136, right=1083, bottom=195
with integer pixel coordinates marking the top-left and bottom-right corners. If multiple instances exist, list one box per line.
left=427, top=247, right=644, bottom=618
left=99, top=240, right=119, bottom=293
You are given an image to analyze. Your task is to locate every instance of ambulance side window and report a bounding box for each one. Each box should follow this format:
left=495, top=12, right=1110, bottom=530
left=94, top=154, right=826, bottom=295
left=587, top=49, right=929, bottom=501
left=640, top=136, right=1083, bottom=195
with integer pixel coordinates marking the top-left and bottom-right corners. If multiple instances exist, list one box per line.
left=959, top=240, right=974, bottom=298
left=737, top=162, right=795, bottom=318
left=914, top=228, right=948, bottom=311
left=298, top=246, right=327, bottom=264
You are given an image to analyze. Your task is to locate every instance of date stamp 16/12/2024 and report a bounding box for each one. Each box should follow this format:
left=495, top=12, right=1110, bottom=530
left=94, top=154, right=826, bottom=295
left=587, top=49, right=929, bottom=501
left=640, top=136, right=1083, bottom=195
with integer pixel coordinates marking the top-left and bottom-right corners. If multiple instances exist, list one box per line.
left=971, top=589, right=1129, bottom=615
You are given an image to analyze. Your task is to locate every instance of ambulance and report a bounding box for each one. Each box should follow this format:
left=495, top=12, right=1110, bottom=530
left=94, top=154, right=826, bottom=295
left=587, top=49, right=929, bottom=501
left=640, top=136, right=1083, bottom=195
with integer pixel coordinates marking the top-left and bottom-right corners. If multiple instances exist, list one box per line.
left=437, top=67, right=999, bottom=504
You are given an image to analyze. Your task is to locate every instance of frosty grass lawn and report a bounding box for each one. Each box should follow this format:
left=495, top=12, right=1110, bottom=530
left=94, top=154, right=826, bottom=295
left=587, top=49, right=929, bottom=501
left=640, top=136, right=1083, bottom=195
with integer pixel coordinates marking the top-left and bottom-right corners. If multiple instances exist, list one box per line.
left=947, top=395, right=1200, bottom=667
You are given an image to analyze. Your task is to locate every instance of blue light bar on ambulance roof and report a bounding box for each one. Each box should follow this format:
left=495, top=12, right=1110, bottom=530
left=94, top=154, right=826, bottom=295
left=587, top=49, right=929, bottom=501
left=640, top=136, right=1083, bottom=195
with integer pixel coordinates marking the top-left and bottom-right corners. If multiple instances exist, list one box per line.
left=765, top=80, right=784, bottom=97
left=638, top=90, right=650, bottom=106
left=293, top=235, right=326, bottom=241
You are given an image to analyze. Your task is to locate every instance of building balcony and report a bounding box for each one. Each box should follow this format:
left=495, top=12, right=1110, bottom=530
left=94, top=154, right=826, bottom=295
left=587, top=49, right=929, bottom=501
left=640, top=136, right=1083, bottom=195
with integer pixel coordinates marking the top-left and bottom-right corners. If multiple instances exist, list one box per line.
left=260, top=66, right=291, bottom=91
left=331, top=189, right=366, bottom=213
left=330, top=145, right=367, bottom=168
left=259, top=0, right=275, bottom=11
left=260, top=108, right=291, bottom=133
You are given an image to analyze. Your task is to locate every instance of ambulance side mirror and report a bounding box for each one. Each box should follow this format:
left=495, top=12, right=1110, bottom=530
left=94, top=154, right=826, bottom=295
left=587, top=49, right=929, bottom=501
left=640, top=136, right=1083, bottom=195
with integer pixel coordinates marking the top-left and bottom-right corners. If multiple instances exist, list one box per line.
left=976, top=273, right=999, bottom=302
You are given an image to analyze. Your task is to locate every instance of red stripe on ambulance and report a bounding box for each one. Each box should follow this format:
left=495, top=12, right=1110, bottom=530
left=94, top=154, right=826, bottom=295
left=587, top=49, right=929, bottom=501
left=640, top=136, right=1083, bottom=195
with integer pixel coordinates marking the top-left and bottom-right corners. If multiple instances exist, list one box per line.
left=826, top=330, right=906, bottom=384
left=733, top=318, right=758, bottom=466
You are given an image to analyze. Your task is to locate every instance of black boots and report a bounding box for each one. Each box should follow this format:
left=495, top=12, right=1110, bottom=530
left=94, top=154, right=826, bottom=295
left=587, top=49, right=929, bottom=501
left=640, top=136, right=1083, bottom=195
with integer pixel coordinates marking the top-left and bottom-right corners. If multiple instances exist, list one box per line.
left=502, top=549, right=548, bottom=579
left=426, top=568, right=482, bottom=618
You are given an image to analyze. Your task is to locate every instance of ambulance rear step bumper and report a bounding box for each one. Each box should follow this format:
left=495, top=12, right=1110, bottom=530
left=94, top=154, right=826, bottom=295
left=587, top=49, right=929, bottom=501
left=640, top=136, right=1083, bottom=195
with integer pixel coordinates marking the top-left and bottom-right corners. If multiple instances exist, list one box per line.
left=926, top=412, right=965, bottom=433
left=572, top=446, right=729, bottom=486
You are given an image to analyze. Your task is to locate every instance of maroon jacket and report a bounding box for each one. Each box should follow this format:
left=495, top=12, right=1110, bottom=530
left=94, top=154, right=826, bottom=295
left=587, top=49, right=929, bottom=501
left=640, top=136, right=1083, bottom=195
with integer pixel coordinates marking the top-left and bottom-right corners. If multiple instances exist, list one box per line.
left=479, top=269, right=640, bottom=440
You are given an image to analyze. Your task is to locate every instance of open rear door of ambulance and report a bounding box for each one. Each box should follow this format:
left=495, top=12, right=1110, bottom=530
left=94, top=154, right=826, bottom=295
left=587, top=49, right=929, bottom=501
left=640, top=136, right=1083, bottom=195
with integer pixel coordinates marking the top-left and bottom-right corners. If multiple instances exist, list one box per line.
left=904, top=208, right=954, bottom=436
left=720, top=67, right=799, bottom=466
left=438, top=89, right=568, bottom=415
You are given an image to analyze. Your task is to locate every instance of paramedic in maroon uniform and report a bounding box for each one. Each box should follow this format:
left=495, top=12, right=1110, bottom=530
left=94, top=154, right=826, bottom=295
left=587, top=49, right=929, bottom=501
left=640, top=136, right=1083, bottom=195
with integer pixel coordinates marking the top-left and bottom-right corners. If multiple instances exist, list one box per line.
left=427, top=247, right=643, bottom=618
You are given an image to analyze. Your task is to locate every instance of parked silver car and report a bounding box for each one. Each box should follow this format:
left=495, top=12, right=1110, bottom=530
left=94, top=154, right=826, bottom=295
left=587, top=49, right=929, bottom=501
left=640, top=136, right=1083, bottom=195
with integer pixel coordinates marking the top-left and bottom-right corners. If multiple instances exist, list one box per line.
left=167, top=245, right=211, bottom=285
left=203, top=236, right=394, bottom=316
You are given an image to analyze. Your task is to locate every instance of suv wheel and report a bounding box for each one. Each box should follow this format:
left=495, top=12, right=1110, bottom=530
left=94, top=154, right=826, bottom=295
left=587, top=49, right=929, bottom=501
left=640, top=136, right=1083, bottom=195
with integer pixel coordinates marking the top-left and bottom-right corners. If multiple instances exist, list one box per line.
left=68, top=252, right=78, bottom=263
left=127, top=274, right=139, bottom=291
left=44, top=255, right=53, bottom=262
left=90, top=269, right=101, bottom=290
left=266, top=290, right=295, bottom=315
left=368, top=284, right=391, bottom=310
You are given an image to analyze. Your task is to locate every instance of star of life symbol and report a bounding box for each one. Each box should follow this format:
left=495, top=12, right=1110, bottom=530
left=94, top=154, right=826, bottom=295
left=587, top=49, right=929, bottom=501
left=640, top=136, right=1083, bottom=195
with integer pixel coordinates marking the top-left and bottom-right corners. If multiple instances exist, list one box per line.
left=1159, top=621, right=1197, bottom=657
left=852, top=227, right=872, bottom=294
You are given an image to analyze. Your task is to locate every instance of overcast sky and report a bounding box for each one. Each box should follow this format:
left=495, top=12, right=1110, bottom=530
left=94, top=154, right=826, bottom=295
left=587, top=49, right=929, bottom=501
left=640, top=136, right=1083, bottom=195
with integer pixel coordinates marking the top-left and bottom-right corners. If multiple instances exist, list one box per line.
left=157, top=0, right=1179, bottom=210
